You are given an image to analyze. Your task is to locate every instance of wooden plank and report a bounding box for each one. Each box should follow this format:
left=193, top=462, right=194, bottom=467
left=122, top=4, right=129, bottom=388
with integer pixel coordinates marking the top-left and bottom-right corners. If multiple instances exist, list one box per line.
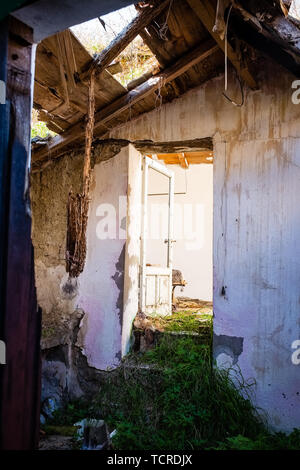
left=80, top=0, right=171, bottom=82
left=127, top=67, right=160, bottom=91
left=58, top=30, right=77, bottom=91
left=171, top=0, right=208, bottom=48
left=37, top=109, right=71, bottom=132
left=156, top=150, right=213, bottom=165
left=139, top=28, right=171, bottom=68
left=185, top=150, right=213, bottom=162
left=186, top=0, right=257, bottom=89
left=34, top=30, right=126, bottom=122
left=33, top=80, right=62, bottom=111
left=32, top=39, right=218, bottom=163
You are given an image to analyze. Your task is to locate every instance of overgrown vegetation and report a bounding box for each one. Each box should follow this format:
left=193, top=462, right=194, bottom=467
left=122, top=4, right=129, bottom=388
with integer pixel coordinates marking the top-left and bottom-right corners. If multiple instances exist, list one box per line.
left=43, top=334, right=300, bottom=450
left=98, top=336, right=270, bottom=450
left=47, top=399, right=96, bottom=427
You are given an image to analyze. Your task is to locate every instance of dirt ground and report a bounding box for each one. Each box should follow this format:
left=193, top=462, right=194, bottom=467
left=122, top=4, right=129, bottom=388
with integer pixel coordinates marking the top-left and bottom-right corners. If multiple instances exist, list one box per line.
left=39, top=435, right=75, bottom=450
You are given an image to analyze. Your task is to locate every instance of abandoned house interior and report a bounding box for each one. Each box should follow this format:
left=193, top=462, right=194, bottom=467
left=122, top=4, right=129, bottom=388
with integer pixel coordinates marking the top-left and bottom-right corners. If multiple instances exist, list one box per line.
left=1, top=0, right=300, bottom=451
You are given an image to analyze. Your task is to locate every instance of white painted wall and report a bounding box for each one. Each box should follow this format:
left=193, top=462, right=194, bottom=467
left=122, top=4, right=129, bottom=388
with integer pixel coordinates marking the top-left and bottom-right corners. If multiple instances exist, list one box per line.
left=122, top=145, right=142, bottom=356
left=214, top=137, right=300, bottom=430
left=77, top=148, right=129, bottom=370
left=108, top=61, right=300, bottom=431
left=147, top=163, right=213, bottom=300
left=78, top=144, right=143, bottom=367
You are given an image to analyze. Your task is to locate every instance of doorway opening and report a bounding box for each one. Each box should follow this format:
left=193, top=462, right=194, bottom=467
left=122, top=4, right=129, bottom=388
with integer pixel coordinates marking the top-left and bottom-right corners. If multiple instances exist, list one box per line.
left=137, top=150, right=213, bottom=335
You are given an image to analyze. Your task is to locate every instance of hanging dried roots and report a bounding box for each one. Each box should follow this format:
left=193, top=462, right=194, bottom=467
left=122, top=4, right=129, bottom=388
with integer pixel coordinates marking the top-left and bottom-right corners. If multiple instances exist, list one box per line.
left=66, top=71, right=95, bottom=278
left=66, top=191, right=90, bottom=277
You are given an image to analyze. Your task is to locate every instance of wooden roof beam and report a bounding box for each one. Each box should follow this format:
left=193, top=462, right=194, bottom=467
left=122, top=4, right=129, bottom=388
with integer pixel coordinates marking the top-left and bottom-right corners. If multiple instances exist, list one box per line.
left=79, top=0, right=171, bottom=83
left=32, top=39, right=218, bottom=164
left=186, top=0, right=257, bottom=89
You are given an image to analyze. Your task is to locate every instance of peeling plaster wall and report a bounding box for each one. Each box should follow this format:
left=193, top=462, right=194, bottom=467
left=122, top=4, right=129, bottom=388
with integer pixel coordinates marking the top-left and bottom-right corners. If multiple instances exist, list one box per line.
left=31, top=150, right=84, bottom=348
left=77, top=149, right=128, bottom=370
left=31, top=145, right=133, bottom=403
left=108, top=59, right=300, bottom=431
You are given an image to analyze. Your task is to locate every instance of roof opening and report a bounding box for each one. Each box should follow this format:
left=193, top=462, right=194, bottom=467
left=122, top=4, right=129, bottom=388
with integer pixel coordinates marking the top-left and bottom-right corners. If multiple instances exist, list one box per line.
left=71, top=5, right=137, bottom=54
left=71, top=4, right=159, bottom=87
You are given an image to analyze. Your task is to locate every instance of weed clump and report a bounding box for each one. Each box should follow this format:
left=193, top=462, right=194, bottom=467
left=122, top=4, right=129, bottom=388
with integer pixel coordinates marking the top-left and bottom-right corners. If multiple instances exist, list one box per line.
left=46, top=399, right=96, bottom=427
left=97, top=337, right=267, bottom=450
left=43, top=336, right=300, bottom=450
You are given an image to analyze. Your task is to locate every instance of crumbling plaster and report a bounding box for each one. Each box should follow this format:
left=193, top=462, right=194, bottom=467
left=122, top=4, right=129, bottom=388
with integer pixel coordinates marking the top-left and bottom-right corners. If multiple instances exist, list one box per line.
left=31, top=143, right=135, bottom=402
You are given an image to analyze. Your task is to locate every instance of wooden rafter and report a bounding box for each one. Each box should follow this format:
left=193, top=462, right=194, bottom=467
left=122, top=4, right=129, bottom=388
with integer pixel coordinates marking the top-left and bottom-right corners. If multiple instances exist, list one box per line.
left=186, top=0, right=257, bottom=89
left=32, top=39, right=218, bottom=164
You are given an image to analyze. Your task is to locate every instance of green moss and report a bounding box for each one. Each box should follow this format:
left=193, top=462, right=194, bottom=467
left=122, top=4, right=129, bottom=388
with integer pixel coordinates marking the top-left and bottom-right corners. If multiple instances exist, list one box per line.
left=41, top=327, right=56, bottom=339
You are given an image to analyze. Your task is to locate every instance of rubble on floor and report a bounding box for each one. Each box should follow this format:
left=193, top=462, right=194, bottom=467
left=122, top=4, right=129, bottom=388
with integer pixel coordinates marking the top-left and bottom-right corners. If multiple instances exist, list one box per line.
left=39, top=435, right=75, bottom=450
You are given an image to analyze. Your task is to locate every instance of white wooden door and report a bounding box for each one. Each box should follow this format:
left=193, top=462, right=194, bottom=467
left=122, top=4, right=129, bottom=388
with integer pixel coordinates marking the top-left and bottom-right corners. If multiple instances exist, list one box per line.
left=140, top=156, right=174, bottom=316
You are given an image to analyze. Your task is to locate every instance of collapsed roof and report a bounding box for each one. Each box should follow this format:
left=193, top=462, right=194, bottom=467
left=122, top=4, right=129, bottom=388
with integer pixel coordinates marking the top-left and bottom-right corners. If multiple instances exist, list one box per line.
left=32, top=0, right=300, bottom=168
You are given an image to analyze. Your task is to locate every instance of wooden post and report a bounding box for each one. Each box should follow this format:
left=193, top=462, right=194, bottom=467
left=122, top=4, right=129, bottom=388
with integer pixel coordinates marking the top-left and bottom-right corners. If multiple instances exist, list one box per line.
left=83, top=70, right=96, bottom=196
left=0, top=16, right=41, bottom=450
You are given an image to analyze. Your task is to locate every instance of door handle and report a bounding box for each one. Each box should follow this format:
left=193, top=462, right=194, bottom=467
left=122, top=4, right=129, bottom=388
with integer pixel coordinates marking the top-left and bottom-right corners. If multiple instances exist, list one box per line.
left=164, top=239, right=176, bottom=244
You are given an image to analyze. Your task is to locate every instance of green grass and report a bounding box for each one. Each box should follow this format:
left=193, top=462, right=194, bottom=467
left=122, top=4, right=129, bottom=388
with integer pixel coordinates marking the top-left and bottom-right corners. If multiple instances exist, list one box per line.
left=97, top=336, right=268, bottom=450
left=46, top=399, right=96, bottom=427
left=44, top=334, right=300, bottom=451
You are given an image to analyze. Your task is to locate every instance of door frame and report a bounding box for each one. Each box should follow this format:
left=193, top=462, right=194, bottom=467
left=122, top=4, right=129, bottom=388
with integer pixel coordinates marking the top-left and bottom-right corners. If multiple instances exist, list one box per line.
left=140, top=156, right=174, bottom=314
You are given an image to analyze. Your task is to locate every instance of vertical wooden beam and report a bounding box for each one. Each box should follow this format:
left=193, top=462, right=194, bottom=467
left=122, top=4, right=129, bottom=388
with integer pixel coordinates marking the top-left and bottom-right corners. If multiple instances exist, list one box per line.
left=0, top=19, right=9, bottom=434
left=0, top=16, right=41, bottom=450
